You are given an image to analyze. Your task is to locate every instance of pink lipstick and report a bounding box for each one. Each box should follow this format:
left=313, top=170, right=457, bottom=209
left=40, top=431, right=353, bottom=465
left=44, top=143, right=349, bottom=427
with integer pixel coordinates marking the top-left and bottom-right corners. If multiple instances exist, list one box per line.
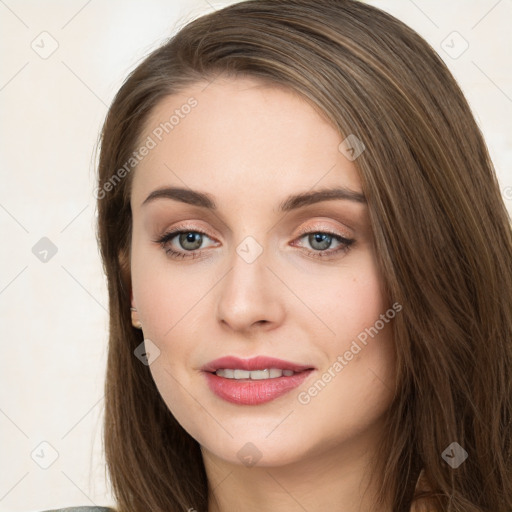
left=201, top=355, right=315, bottom=405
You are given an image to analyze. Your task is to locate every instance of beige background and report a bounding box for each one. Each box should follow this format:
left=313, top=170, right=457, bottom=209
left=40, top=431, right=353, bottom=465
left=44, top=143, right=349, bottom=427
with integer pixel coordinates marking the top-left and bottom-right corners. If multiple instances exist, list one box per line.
left=0, top=1, right=511, bottom=510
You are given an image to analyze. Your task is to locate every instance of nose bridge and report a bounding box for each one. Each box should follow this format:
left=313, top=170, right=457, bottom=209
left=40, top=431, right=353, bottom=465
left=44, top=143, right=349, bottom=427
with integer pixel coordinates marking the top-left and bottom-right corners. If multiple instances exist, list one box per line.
left=216, top=234, right=284, bottom=331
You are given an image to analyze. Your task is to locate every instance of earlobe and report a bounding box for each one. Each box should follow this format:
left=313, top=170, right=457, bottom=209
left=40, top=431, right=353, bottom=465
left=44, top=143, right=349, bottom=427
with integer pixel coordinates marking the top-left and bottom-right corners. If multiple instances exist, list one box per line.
left=131, top=310, right=143, bottom=330
left=130, top=302, right=142, bottom=330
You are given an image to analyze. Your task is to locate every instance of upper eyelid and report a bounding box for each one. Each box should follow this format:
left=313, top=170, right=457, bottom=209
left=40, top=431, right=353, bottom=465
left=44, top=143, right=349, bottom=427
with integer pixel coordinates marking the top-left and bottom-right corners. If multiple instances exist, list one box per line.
left=294, top=222, right=353, bottom=238
left=163, top=217, right=354, bottom=236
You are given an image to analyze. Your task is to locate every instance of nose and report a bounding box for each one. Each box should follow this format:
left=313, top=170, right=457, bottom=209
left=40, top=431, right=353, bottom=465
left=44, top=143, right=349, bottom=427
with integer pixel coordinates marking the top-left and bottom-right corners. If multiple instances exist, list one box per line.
left=216, top=241, right=286, bottom=334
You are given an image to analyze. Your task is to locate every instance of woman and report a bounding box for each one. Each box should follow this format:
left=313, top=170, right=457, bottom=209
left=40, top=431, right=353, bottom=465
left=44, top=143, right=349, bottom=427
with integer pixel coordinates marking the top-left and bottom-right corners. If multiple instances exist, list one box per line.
left=52, top=0, right=512, bottom=510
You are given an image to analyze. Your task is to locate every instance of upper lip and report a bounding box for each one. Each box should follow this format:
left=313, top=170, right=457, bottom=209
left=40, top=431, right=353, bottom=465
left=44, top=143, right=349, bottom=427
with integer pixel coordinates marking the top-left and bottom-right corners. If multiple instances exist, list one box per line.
left=201, top=356, right=315, bottom=373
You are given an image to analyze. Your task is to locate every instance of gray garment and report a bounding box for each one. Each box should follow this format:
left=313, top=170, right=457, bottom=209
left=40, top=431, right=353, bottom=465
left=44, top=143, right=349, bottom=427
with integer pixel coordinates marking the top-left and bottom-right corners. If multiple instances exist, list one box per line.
left=42, top=508, right=115, bottom=512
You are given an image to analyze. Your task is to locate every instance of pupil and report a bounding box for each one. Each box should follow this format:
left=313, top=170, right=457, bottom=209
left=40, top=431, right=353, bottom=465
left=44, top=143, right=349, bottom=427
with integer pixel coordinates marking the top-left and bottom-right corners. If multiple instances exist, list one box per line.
left=180, top=232, right=202, bottom=250
left=311, top=233, right=331, bottom=250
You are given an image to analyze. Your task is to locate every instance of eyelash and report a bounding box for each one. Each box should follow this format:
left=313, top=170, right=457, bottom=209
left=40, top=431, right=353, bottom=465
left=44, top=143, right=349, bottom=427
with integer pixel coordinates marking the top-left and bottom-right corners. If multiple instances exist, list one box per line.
left=153, top=225, right=355, bottom=261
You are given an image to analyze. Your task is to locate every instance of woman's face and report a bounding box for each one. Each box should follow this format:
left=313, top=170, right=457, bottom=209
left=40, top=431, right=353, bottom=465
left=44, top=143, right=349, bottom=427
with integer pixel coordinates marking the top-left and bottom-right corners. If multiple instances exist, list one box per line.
left=129, top=75, right=397, bottom=468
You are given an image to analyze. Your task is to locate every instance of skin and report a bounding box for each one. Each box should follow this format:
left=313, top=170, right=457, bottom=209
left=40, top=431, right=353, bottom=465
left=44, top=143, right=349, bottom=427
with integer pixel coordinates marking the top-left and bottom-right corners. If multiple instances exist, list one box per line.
left=129, top=75, right=397, bottom=512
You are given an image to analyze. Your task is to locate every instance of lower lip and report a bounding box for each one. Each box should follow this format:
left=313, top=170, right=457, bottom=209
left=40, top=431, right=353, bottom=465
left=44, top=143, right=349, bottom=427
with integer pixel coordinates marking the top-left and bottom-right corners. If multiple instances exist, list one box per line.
left=203, top=370, right=314, bottom=405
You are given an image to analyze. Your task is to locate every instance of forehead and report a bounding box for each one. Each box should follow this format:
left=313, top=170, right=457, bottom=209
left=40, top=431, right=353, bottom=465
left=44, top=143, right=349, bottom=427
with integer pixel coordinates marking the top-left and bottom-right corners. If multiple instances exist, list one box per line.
left=130, top=76, right=362, bottom=211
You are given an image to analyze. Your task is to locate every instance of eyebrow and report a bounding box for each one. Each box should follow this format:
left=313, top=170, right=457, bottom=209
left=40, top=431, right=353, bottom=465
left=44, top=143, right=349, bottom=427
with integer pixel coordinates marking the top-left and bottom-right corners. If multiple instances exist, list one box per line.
left=141, top=186, right=366, bottom=211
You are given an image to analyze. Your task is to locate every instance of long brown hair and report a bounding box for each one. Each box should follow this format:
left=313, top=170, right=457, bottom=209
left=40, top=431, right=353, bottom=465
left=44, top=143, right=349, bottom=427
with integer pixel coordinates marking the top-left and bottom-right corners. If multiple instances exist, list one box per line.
left=95, top=1, right=512, bottom=510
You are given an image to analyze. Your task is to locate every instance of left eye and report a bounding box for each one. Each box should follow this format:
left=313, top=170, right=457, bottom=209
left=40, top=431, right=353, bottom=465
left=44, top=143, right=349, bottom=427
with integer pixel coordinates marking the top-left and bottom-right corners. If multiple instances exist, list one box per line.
left=292, top=231, right=355, bottom=258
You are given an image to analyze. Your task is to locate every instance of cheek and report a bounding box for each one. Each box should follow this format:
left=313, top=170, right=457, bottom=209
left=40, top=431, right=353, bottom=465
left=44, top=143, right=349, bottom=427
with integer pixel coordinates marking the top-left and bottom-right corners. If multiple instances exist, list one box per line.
left=130, top=246, right=214, bottom=423
left=130, top=240, right=210, bottom=340
left=293, top=254, right=396, bottom=420
left=290, top=248, right=389, bottom=342
left=332, top=262, right=396, bottom=393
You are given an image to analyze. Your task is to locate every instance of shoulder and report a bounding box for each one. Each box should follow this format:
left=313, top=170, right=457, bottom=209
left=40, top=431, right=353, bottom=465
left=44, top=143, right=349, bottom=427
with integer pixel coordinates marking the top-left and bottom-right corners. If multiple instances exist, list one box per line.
left=41, top=508, right=116, bottom=512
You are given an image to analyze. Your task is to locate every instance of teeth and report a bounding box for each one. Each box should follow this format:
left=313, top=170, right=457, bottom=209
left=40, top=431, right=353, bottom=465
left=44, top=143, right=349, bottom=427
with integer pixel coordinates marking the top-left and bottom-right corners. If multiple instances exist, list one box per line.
left=215, top=368, right=297, bottom=379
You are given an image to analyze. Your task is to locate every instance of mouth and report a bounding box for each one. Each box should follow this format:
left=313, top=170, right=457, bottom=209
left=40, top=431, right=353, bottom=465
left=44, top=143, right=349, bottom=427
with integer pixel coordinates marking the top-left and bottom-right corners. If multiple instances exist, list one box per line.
left=201, top=355, right=316, bottom=405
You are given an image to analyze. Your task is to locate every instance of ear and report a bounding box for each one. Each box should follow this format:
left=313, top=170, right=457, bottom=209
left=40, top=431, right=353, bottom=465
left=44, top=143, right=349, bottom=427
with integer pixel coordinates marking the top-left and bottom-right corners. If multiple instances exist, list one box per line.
left=118, top=246, right=142, bottom=329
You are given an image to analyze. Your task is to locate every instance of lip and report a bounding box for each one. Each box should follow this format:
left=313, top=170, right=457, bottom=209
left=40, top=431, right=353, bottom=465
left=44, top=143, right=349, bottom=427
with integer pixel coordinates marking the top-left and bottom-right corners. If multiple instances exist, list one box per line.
left=201, top=355, right=314, bottom=373
left=201, top=356, right=316, bottom=406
